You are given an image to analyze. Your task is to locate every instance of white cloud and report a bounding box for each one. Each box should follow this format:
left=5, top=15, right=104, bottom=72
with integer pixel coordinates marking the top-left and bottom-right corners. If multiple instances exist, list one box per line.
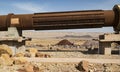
left=13, top=2, right=45, bottom=12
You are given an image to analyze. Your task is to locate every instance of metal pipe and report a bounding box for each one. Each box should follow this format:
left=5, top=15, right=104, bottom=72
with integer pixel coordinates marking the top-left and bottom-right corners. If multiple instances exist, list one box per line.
left=0, top=4, right=120, bottom=31
left=33, top=10, right=114, bottom=30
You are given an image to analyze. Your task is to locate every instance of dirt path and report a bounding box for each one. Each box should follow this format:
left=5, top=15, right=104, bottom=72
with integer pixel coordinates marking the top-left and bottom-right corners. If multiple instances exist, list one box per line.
left=25, top=58, right=120, bottom=64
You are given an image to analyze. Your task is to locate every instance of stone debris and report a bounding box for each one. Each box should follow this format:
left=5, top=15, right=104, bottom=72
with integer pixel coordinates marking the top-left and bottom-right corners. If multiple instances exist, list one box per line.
left=76, top=61, right=114, bottom=72
left=28, top=48, right=38, bottom=57
left=17, top=63, right=40, bottom=72
left=28, top=48, right=38, bottom=53
left=76, top=60, right=89, bottom=72
left=88, top=64, right=97, bottom=72
left=0, top=54, right=13, bottom=66
left=14, top=53, right=24, bottom=57
left=24, top=63, right=34, bottom=72
left=0, top=44, right=13, bottom=56
left=103, top=64, right=112, bottom=72
left=36, top=52, right=51, bottom=58
left=24, top=52, right=31, bottom=57
left=0, top=41, right=119, bottom=72
left=13, top=57, right=28, bottom=65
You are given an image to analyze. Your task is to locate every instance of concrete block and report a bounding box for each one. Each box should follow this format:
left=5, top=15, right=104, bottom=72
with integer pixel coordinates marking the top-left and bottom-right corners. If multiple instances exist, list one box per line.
left=104, top=48, right=111, bottom=55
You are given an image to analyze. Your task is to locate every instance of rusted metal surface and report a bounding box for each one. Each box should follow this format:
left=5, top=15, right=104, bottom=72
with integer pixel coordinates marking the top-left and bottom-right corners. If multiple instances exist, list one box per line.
left=0, top=4, right=120, bottom=31
left=113, top=4, right=120, bottom=32
left=33, top=10, right=114, bottom=30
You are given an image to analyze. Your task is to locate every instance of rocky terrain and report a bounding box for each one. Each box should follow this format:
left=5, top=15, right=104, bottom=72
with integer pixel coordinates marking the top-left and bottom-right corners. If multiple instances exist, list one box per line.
left=0, top=32, right=119, bottom=72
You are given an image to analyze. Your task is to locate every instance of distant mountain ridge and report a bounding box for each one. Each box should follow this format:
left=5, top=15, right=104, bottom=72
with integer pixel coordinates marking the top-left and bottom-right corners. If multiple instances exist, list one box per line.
left=64, top=35, right=93, bottom=38
left=23, top=31, right=104, bottom=39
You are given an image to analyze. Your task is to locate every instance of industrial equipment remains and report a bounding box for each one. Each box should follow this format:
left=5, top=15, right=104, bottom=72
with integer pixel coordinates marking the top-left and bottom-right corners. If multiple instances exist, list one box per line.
left=0, top=5, right=120, bottom=33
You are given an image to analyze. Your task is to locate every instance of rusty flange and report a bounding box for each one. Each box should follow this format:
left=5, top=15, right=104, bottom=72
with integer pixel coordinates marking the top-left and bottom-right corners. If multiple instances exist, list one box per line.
left=113, top=4, right=120, bottom=33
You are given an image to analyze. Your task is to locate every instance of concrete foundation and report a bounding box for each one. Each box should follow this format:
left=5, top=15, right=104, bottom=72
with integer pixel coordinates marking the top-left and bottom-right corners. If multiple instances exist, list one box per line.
left=104, top=48, right=111, bottom=55
left=99, top=33, right=120, bottom=55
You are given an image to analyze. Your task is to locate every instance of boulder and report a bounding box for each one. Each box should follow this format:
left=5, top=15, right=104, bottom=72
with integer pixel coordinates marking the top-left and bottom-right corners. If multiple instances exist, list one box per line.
left=36, top=52, right=44, bottom=57
left=76, top=60, right=89, bottom=72
left=0, top=44, right=13, bottom=56
left=24, top=63, right=34, bottom=72
left=17, top=63, right=40, bottom=72
left=0, top=54, right=13, bottom=66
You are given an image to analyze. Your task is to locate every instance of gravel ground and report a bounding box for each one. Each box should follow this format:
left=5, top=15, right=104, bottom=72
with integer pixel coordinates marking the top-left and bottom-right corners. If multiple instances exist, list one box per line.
left=0, top=62, right=119, bottom=72
left=38, top=63, right=120, bottom=72
left=39, top=52, right=120, bottom=59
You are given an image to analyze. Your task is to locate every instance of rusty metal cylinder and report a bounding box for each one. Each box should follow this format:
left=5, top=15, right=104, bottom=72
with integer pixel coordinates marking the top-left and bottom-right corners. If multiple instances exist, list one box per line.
left=33, top=10, right=114, bottom=30
left=0, top=4, right=120, bottom=31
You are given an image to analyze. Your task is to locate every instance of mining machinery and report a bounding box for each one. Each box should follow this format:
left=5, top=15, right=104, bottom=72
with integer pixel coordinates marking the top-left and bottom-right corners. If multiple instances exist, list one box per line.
left=0, top=4, right=120, bottom=54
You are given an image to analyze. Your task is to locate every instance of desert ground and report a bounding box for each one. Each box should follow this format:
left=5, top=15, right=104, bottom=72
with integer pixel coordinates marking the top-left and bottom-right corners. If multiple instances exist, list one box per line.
left=0, top=31, right=120, bottom=72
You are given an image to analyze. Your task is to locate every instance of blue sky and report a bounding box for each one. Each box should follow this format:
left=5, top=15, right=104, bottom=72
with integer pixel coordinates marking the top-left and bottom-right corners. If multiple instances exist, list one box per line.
left=0, top=0, right=120, bottom=32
